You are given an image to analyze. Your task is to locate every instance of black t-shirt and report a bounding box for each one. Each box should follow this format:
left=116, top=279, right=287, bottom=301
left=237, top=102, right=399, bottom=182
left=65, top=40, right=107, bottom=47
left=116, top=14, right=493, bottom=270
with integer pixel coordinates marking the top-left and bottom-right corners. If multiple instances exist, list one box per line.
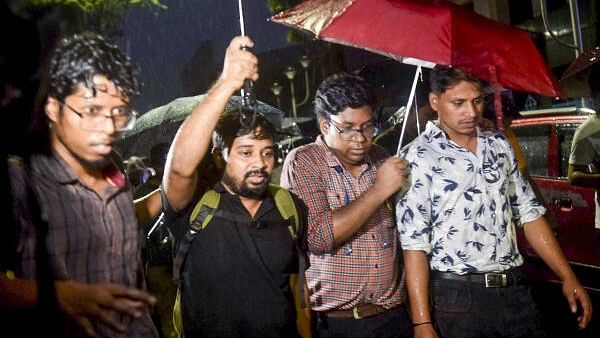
left=167, top=183, right=308, bottom=337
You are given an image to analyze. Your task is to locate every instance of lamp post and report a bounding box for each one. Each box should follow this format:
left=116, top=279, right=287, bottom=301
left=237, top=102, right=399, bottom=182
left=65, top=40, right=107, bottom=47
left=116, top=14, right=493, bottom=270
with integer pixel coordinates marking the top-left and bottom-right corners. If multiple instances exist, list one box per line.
left=297, top=55, right=312, bottom=107
left=284, top=66, right=298, bottom=118
left=270, top=82, right=283, bottom=109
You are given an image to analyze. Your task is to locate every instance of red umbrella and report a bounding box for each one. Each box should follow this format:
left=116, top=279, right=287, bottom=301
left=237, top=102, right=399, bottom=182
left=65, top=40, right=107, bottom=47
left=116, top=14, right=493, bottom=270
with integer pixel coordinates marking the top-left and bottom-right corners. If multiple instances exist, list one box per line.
left=270, top=0, right=562, bottom=99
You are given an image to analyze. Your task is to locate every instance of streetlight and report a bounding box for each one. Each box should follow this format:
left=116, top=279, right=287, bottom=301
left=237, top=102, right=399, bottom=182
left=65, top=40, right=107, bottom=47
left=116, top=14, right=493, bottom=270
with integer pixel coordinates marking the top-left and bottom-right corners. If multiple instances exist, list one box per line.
left=284, top=65, right=298, bottom=118
left=270, top=82, right=283, bottom=109
left=297, top=55, right=312, bottom=107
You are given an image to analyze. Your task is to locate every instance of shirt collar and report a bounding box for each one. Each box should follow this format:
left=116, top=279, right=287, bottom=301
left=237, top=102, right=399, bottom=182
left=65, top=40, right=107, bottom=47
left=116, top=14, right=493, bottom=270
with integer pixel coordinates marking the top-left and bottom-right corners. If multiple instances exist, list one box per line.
left=422, top=120, right=481, bottom=153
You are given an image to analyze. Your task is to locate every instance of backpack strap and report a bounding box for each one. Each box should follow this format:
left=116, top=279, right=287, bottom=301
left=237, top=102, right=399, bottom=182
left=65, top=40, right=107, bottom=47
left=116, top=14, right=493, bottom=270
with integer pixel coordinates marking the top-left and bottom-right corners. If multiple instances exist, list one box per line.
left=269, top=184, right=299, bottom=239
left=172, top=189, right=221, bottom=283
left=268, top=184, right=309, bottom=309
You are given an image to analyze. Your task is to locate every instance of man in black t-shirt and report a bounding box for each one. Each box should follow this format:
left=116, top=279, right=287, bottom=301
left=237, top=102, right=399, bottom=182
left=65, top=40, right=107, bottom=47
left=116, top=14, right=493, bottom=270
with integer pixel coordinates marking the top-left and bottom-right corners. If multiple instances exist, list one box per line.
left=162, top=36, right=308, bottom=337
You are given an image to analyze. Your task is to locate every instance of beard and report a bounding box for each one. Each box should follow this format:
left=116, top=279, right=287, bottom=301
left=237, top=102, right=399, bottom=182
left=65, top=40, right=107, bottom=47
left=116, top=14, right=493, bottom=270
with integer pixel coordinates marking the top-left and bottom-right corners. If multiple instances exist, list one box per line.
left=64, top=144, right=111, bottom=170
left=221, top=169, right=271, bottom=199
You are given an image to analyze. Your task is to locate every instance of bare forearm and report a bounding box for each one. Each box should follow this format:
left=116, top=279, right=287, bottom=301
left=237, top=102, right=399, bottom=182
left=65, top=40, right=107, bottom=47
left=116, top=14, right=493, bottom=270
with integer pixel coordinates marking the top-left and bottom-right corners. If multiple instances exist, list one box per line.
left=331, top=186, right=388, bottom=245
left=523, top=217, right=577, bottom=282
left=569, top=171, right=600, bottom=188
left=568, top=164, right=600, bottom=188
left=403, top=250, right=433, bottom=323
left=134, top=188, right=162, bottom=225
left=164, top=81, right=234, bottom=210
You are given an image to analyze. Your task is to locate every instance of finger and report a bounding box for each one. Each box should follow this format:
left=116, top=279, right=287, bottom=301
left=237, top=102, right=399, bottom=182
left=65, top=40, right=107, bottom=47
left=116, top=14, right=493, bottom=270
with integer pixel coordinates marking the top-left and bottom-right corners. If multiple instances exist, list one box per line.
left=97, top=310, right=127, bottom=333
left=76, top=317, right=98, bottom=338
left=568, top=294, right=578, bottom=314
left=576, top=293, right=592, bottom=328
left=105, top=284, right=157, bottom=305
left=110, top=298, right=145, bottom=317
left=231, top=35, right=254, bottom=50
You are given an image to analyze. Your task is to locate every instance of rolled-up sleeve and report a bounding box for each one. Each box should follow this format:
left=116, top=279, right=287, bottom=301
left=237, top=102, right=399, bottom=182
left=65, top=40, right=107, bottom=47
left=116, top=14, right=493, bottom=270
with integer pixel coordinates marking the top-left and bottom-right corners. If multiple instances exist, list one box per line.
left=396, top=147, right=434, bottom=253
left=505, top=142, right=546, bottom=226
left=280, top=149, right=336, bottom=254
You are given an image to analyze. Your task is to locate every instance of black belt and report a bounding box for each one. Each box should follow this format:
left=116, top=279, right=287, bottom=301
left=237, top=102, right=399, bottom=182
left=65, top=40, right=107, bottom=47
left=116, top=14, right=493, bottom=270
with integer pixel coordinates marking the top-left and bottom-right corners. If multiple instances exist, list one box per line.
left=431, top=269, right=525, bottom=288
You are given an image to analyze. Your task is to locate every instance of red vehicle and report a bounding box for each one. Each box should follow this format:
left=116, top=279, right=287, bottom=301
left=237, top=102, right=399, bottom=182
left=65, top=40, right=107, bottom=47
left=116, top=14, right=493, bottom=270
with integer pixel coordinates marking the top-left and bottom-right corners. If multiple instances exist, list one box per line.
left=509, top=106, right=599, bottom=336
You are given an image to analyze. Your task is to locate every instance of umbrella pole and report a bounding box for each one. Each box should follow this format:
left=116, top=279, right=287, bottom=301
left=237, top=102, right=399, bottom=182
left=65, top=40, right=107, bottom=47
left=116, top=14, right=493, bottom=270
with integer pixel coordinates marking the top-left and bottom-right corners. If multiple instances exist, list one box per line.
left=397, top=65, right=423, bottom=155
left=238, top=0, right=257, bottom=128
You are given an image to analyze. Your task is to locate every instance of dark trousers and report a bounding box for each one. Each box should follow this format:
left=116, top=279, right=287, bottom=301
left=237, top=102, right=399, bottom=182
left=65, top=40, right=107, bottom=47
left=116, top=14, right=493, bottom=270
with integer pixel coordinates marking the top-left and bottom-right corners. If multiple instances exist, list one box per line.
left=313, top=304, right=413, bottom=338
left=431, top=278, right=547, bottom=338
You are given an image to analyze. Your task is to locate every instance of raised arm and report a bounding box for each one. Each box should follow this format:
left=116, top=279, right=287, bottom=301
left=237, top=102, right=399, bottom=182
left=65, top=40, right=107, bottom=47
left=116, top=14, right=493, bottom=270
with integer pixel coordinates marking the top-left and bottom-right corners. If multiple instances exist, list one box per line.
left=163, top=36, right=258, bottom=211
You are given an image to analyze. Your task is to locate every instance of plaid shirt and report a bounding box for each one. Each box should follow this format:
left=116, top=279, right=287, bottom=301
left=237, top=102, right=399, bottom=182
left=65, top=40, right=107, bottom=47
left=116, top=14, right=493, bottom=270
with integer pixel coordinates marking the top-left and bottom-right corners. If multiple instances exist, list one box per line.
left=280, top=136, right=405, bottom=311
left=10, top=152, right=158, bottom=338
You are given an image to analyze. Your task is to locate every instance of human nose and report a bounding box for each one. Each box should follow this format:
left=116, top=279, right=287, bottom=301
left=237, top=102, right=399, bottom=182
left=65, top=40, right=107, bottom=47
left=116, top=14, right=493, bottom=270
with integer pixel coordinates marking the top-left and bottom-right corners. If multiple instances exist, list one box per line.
left=251, top=152, right=268, bottom=169
left=349, top=129, right=367, bottom=142
left=96, top=114, right=117, bottom=134
left=464, top=102, right=478, bottom=119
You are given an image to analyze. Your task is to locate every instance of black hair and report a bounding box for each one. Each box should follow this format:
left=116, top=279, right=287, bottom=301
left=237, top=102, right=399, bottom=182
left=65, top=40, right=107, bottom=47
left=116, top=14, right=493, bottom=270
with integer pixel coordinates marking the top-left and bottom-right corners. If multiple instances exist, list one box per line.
left=47, top=32, right=140, bottom=102
left=429, top=65, right=485, bottom=94
left=212, top=109, right=277, bottom=153
left=313, top=72, right=376, bottom=119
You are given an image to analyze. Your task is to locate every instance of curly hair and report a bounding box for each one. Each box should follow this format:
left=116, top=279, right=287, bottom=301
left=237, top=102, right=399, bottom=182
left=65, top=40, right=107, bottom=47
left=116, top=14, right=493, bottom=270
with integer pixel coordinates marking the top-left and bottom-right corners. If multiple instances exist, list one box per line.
left=212, top=109, right=278, bottom=153
left=313, top=72, right=376, bottom=119
left=429, top=65, right=486, bottom=95
left=48, top=32, right=140, bottom=101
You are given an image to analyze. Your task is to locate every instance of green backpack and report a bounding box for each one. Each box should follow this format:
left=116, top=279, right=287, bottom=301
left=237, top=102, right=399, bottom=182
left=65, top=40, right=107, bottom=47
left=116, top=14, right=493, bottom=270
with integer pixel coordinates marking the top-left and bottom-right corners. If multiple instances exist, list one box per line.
left=171, top=184, right=302, bottom=337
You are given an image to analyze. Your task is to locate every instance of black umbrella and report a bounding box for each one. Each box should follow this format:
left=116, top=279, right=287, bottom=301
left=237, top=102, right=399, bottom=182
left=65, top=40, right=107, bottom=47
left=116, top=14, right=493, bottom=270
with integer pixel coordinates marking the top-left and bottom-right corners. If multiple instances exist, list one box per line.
left=116, top=94, right=286, bottom=158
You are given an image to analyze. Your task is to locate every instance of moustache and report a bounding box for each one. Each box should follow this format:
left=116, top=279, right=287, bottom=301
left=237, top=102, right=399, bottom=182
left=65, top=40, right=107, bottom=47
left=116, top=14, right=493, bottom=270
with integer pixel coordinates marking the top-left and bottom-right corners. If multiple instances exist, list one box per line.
left=244, top=170, right=270, bottom=180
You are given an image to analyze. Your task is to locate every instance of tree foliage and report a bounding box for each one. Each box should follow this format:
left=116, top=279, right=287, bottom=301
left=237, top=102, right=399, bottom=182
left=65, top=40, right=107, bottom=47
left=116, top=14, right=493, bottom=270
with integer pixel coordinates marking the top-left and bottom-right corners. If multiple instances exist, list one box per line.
left=22, top=0, right=166, bottom=35
left=26, top=0, right=165, bottom=11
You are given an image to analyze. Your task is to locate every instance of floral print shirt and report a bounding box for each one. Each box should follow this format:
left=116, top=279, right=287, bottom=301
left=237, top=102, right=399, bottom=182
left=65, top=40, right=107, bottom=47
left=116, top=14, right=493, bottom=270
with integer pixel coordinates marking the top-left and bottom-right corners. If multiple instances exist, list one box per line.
left=396, top=121, right=545, bottom=274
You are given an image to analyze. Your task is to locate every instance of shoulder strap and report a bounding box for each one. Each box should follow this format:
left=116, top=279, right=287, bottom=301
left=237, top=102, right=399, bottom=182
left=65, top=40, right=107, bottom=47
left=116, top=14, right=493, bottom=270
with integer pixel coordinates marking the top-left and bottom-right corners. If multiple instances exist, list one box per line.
left=172, top=189, right=221, bottom=284
left=268, top=184, right=299, bottom=239
left=189, top=189, right=220, bottom=231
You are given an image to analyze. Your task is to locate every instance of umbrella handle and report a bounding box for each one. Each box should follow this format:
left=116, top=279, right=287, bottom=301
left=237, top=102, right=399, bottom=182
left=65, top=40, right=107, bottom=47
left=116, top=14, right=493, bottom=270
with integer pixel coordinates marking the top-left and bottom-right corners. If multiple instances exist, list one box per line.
left=239, top=45, right=257, bottom=129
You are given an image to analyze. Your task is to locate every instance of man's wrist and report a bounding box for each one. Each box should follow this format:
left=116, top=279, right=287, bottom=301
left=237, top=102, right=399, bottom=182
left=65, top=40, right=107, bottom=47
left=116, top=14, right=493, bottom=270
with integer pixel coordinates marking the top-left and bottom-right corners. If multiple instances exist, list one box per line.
left=412, top=321, right=433, bottom=327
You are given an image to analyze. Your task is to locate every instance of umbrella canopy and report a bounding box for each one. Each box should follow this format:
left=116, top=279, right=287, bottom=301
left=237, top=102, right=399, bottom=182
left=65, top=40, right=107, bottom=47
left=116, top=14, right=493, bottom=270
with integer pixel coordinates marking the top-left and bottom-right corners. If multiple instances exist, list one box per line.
left=270, top=0, right=562, bottom=98
left=116, top=95, right=285, bottom=158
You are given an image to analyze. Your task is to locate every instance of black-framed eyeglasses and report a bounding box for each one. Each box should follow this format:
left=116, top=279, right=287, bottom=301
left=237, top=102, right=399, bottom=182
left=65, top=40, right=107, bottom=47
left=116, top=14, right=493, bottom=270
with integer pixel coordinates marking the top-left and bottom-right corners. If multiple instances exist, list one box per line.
left=328, top=118, right=379, bottom=141
left=61, top=101, right=137, bottom=132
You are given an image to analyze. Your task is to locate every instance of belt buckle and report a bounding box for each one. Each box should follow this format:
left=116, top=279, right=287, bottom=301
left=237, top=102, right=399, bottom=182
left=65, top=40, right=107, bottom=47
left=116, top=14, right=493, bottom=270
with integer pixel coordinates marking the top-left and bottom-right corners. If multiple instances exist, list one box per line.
left=352, top=306, right=362, bottom=320
left=484, top=272, right=507, bottom=287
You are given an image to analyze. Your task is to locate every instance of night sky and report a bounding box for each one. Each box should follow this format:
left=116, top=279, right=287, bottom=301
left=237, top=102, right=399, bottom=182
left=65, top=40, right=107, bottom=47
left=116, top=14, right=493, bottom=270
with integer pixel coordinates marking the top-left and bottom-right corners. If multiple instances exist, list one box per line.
left=117, top=0, right=291, bottom=113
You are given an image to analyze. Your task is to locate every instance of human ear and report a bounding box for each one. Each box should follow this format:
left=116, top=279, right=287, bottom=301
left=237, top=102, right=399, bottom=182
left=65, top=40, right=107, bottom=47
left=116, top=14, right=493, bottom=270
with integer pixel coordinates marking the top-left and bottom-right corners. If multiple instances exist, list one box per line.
left=318, top=116, right=329, bottom=134
left=45, top=97, right=61, bottom=123
left=429, top=93, right=439, bottom=111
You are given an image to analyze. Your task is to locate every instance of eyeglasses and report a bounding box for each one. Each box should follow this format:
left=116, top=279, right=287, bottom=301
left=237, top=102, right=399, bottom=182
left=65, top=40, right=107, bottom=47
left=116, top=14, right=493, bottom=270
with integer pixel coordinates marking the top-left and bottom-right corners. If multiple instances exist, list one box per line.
left=328, top=118, right=379, bottom=141
left=61, top=102, right=137, bottom=132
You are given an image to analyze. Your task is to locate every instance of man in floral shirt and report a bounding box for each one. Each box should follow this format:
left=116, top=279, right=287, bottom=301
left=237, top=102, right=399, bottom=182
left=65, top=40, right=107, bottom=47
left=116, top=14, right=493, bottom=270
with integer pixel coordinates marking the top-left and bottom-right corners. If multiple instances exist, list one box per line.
left=396, top=65, right=592, bottom=338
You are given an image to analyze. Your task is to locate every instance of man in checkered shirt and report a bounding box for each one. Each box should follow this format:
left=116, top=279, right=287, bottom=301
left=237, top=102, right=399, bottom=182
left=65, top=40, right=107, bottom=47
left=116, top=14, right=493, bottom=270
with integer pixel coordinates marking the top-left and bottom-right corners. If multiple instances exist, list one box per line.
left=281, top=72, right=411, bottom=337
